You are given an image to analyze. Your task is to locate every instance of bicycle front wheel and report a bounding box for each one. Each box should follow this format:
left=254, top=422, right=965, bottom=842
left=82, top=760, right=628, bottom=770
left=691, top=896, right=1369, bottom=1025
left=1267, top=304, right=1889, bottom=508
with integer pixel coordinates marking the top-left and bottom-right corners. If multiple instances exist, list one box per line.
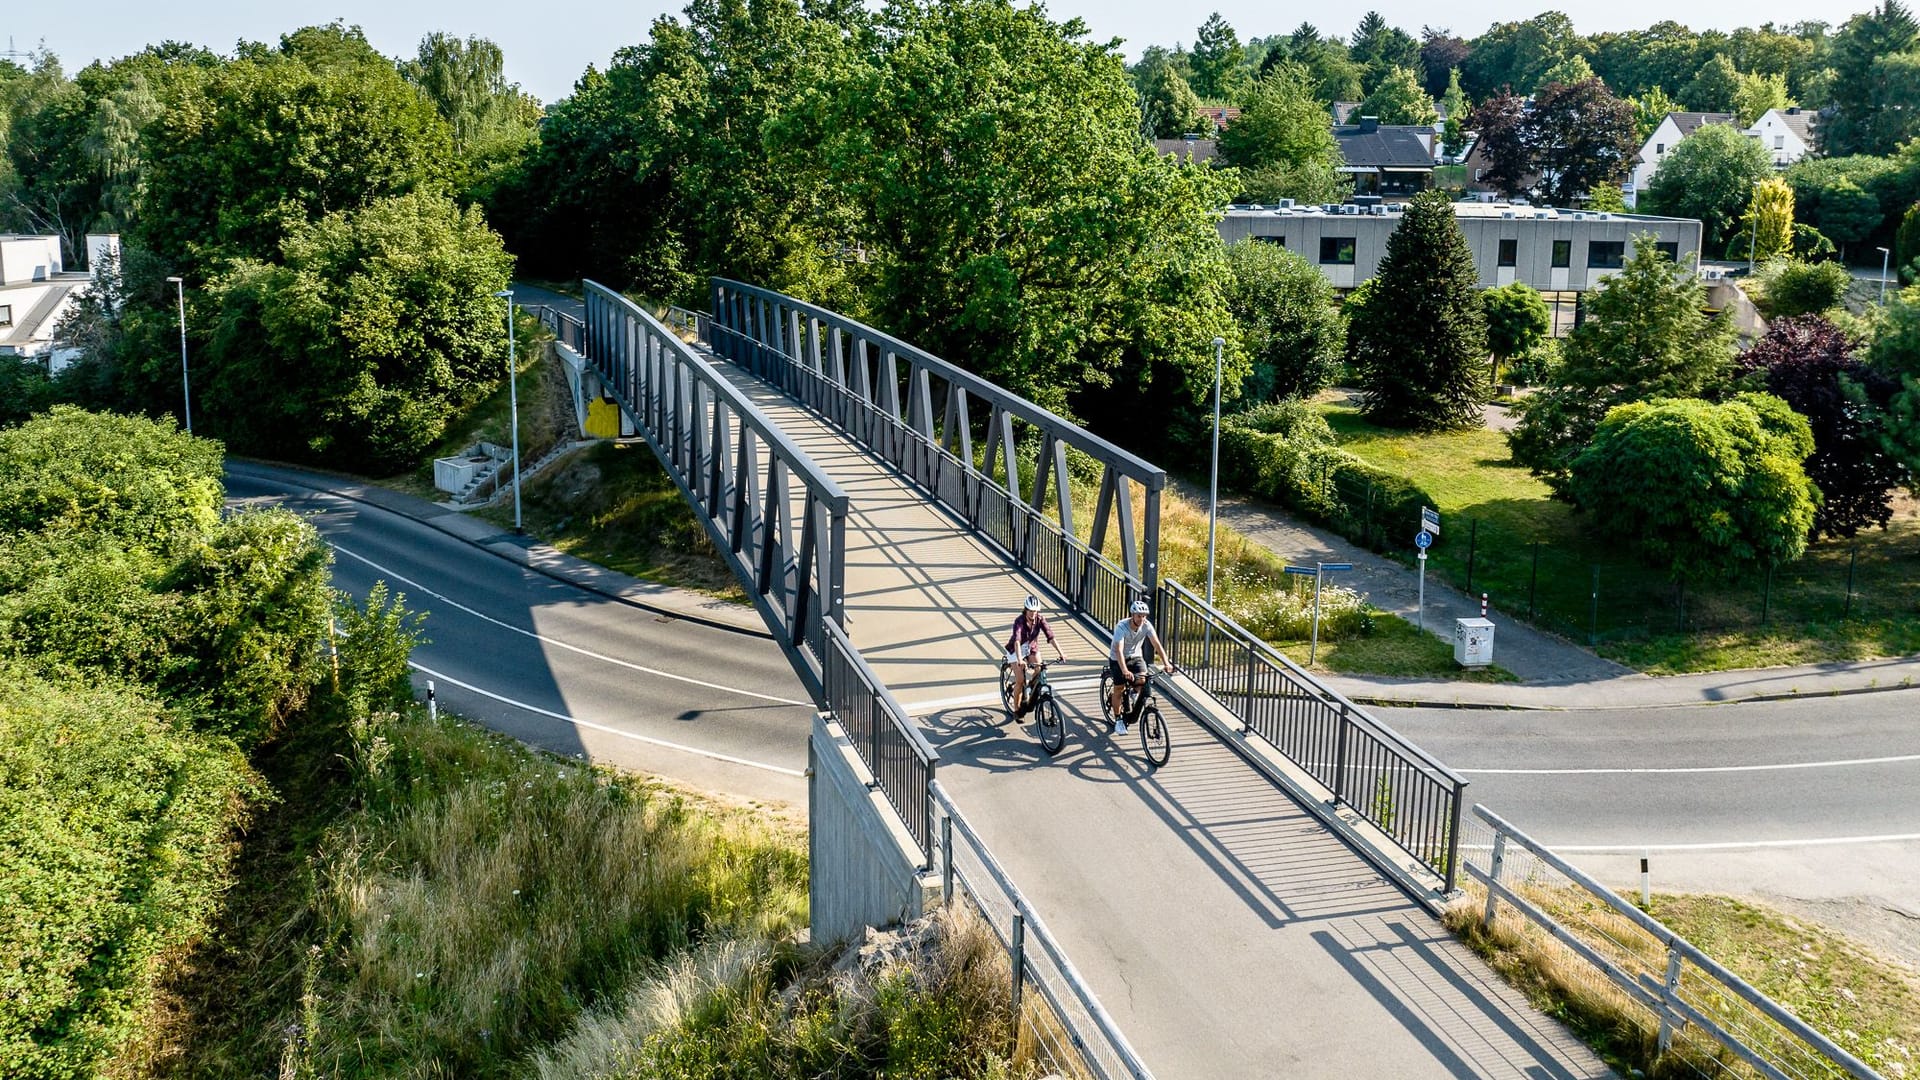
left=1037, top=693, right=1066, bottom=755
left=1000, top=662, right=1019, bottom=715
left=1139, top=705, right=1170, bottom=767
left=1097, top=668, right=1116, bottom=727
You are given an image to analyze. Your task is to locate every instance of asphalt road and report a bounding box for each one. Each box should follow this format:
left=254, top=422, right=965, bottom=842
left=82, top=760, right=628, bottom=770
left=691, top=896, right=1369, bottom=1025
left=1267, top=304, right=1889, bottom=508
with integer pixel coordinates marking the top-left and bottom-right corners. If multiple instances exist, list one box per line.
left=1380, top=699, right=1920, bottom=946
left=224, top=472, right=813, bottom=805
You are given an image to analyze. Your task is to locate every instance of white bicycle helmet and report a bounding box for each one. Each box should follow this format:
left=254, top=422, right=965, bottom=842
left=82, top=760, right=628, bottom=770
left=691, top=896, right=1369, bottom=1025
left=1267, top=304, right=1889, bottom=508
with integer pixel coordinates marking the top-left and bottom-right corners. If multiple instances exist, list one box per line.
left=1024, top=594, right=1042, bottom=611
left=1129, top=599, right=1150, bottom=615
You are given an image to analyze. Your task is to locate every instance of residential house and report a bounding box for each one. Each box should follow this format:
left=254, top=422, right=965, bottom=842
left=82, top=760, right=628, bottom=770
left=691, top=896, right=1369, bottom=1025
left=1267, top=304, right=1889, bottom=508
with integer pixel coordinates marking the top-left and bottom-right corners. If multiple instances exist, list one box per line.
left=1746, top=107, right=1816, bottom=168
left=0, top=234, right=114, bottom=371
left=1153, top=137, right=1219, bottom=164
left=1627, top=111, right=1736, bottom=206
left=1333, top=117, right=1435, bottom=199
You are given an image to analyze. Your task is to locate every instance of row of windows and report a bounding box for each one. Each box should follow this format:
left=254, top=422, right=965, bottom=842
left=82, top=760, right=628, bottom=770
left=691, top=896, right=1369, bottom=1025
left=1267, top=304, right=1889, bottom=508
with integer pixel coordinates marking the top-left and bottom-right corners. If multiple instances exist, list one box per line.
left=1270, top=235, right=1680, bottom=270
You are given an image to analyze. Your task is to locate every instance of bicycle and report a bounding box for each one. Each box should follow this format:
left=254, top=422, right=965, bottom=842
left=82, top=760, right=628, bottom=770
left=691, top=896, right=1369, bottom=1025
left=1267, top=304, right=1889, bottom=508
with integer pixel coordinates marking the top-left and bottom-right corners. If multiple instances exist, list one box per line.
left=1099, top=664, right=1175, bottom=767
left=1001, top=653, right=1067, bottom=755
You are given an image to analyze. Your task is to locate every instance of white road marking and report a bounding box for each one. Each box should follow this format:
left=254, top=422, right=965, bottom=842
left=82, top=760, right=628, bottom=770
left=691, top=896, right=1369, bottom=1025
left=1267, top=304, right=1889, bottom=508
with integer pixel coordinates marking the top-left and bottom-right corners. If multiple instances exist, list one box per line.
left=328, top=541, right=810, bottom=707
left=414, top=663, right=805, bottom=778
left=1459, top=752, right=1920, bottom=776
left=1537, top=833, right=1920, bottom=852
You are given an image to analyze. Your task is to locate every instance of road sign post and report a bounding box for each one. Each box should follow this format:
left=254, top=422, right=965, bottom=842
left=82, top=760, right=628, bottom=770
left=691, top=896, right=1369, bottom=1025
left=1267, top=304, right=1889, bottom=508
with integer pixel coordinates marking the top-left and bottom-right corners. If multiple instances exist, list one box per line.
left=1304, top=561, right=1353, bottom=666
left=1414, top=529, right=1433, bottom=631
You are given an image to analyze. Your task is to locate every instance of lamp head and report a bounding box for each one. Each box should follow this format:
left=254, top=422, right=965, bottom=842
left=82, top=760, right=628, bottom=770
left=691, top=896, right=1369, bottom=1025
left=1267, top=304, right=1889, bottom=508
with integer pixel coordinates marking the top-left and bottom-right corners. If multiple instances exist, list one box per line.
left=165, top=276, right=182, bottom=283
left=1212, top=336, right=1226, bottom=349
left=1878, top=247, right=1891, bottom=256
left=493, top=289, right=513, bottom=299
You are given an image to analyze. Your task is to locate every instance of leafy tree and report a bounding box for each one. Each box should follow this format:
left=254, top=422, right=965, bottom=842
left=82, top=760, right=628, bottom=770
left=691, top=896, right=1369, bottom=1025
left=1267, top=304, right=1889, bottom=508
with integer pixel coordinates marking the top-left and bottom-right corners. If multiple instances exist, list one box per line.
left=1483, top=282, right=1551, bottom=379
left=1438, top=66, right=1469, bottom=126
left=1738, top=315, right=1905, bottom=537
left=1442, top=114, right=1467, bottom=160
left=0, top=404, right=221, bottom=550
left=1461, top=12, right=1581, bottom=99
left=1140, top=58, right=1209, bottom=138
left=1351, top=191, right=1487, bottom=429
left=197, top=192, right=514, bottom=472
left=1510, top=236, right=1736, bottom=491
left=1191, top=13, right=1245, bottom=100
left=1420, top=30, right=1470, bottom=97
left=1349, top=12, right=1420, bottom=91
left=1218, top=63, right=1349, bottom=204
left=1823, top=0, right=1920, bottom=156
left=400, top=34, right=541, bottom=198
left=1357, top=66, right=1436, bottom=125
left=1535, top=54, right=1596, bottom=94
left=1223, top=240, right=1345, bottom=401
left=1569, top=393, right=1816, bottom=576
left=1527, top=78, right=1640, bottom=206
left=1681, top=53, right=1741, bottom=112
left=1898, top=202, right=1920, bottom=284
left=1630, top=85, right=1679, bottom=140
left=1759, top=259, right=1855, bottom=317
left=1733, top=71, right=1793, bottom=126
left=823, top=0, right=1242, bottom=416
left=1786, top=156, right=1892, bottom=258
left=1588, top=22, right=1702, bottom=99
left=136, top=48, right=452, bottom=265
left=0, top=358, right=57, bottom=428
left=1586, top=181, right=1628, bottom=212
left=1737, top=176, right=1796, bottom=262
left=1644, top=122, right=1773, bottom=252
left=1868, top=283, right=1920, bottom=478
left=1468, top=88, right=1531, bottom=198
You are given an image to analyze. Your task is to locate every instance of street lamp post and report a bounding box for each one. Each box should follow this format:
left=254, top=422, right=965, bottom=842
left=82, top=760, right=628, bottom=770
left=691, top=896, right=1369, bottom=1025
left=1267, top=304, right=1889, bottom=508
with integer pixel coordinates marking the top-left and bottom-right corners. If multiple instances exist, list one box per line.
left=165, top=276, right=190, bottom=434
left=1878, top=247, right=1892, bottom=304
left=1205, top=336, right=1225, bottom=611
left=493, top=289, right=523, bottom=534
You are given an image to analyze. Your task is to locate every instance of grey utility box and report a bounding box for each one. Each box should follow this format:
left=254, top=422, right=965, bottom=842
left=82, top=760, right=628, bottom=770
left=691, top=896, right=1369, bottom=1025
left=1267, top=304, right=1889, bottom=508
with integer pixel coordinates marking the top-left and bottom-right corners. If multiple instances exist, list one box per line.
left=1453, top=617, right=1494, bottom=668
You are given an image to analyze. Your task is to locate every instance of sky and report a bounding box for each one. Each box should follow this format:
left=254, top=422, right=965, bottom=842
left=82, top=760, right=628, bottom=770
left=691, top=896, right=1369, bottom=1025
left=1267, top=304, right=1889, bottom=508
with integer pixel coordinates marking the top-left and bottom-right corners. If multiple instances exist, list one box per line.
left=8, top=0, right=1858, bottom=106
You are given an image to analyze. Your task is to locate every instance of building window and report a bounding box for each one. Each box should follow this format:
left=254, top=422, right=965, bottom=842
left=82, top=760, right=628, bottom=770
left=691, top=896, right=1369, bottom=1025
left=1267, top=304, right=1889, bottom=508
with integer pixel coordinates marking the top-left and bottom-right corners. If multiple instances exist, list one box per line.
left=1775, top=135, right=1786, bottom=149
left=0, top=304, right=11, bottom=327
left=1656, top=143, right=1665, bottom=155
left=1253, top=235, right=1286, bottom=247
left=1320, top=237, right=1356, bottom=265
left=1655, top=242, right=1679, bottom=262
left=1587, top=241, right=1626, bottom=269
left=1498, top=239, right=1518, bottom=267
left=1551, top=240, right=1572, bottom=268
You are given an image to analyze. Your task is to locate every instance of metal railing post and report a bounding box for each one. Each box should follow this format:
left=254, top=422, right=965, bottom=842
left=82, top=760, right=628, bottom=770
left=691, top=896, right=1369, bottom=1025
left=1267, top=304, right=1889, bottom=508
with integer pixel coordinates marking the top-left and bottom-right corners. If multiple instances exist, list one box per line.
left=1444, top=780, right=1466, bottom=893
left=1009, top=913, right=1027, bottom=1031
left=1332, top=701, right=1352, bottom=804
left=941, top=813, right=954, bottom=908
left=1243, top=634, right=1257, bottom=735
left=1483, top=831, right=1508, bottom=927
left=1657, top=947, right=1685, bottom=1054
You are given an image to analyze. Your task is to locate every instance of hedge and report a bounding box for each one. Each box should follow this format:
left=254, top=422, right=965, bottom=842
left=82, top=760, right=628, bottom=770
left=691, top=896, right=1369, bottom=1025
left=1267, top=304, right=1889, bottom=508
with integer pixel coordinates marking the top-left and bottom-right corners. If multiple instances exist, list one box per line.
left=1218, top=418, right=1437, bottom=552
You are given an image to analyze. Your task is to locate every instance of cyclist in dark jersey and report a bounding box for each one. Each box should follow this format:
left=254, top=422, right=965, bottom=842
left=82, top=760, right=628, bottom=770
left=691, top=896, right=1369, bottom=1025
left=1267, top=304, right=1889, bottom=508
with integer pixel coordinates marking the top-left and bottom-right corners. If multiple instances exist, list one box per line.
left=1006, top=594, right=1062, bottom=716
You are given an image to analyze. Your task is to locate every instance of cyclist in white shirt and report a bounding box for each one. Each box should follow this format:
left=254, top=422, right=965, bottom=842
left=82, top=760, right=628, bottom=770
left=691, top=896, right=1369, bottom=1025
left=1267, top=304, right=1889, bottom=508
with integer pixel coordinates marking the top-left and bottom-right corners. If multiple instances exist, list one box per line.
left=1108, top=599, right=1171, bottom=734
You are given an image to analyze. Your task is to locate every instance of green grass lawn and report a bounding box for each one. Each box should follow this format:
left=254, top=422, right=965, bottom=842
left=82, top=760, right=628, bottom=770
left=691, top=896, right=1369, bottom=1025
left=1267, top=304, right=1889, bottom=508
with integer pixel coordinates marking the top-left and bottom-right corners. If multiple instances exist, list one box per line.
left=1272, top=614, right=1517, bottom=682
left=1314, top=393, right=1920, bottom=674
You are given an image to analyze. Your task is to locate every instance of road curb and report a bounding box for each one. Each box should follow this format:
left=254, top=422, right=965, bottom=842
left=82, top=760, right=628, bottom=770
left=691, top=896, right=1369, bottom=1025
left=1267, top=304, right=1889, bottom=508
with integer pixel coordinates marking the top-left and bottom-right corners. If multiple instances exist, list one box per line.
left=1344, top=677, right=1920, bottom=712
left=225, top=459, right=772, bottom=639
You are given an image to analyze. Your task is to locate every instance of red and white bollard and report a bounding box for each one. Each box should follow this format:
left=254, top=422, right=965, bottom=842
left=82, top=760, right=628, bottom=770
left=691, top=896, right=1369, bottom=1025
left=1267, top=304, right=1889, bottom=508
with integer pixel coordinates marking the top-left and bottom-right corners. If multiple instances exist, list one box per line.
left=1480, top=593, right=1489, bottom=619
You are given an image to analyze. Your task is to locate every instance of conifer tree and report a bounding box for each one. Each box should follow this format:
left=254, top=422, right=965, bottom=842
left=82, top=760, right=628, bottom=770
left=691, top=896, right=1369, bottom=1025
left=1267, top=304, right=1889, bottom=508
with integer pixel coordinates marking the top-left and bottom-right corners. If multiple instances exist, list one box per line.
left=1352, top=190, right=1488, bottom=428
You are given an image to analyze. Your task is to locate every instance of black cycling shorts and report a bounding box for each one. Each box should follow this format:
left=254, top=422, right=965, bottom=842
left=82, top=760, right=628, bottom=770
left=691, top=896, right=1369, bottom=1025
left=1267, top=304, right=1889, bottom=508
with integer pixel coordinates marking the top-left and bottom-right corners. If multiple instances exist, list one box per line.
left=1108, top=656, right=1146, bottom=682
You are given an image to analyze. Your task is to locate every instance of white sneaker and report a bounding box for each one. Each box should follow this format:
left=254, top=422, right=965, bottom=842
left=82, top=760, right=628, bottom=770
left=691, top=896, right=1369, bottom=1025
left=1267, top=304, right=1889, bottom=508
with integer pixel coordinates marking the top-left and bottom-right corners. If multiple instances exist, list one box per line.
left=1112, top=718, right=1129, bottom=736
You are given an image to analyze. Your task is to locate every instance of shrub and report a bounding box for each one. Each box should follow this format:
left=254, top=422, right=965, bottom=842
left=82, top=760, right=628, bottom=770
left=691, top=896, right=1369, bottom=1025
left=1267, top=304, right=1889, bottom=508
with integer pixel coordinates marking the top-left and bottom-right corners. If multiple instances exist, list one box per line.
left=1224, top=241, right=1346, bottom=401
left=1217, top=416, right=1437, bottom=553
left=0, top=406, right=223, bottom=552
left=1505, top=338, right=1562, bottom=387
left=1232, top=398, right=1335, bottom=442
left=0, top=663, right=256, bottom=1079
left=1758, top=259, right=1853, bottom=318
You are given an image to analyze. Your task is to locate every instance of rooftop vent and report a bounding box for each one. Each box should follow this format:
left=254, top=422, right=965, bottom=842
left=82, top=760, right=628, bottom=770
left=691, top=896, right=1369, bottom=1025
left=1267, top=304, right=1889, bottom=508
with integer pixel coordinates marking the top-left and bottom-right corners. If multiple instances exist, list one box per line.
left=1277, top=198, right=1295, bottom=209
left=1501, top=210, right=1515, bottom=219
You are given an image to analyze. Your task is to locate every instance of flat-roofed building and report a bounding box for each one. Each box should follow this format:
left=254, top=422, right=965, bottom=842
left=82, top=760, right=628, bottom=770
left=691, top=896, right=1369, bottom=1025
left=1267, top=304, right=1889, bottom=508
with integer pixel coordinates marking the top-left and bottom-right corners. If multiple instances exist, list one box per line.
left=1218, top=201, right=1703, bottom=334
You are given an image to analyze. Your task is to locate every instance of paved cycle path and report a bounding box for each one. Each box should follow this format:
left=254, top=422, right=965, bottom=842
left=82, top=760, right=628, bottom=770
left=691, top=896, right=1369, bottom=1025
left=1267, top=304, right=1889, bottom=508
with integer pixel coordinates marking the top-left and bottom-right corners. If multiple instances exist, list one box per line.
left=709, top=360, right=1611, bottom=1079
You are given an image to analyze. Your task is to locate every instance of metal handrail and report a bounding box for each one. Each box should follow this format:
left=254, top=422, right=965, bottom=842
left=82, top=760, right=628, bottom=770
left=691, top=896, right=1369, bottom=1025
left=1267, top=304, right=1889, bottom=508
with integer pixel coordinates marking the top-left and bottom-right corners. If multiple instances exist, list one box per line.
left=1160, top=578, right=1467, bottom=786
left=934, top=782, right=1154, bottom=1080
left=1473, top=804, right=1883, bottom=1080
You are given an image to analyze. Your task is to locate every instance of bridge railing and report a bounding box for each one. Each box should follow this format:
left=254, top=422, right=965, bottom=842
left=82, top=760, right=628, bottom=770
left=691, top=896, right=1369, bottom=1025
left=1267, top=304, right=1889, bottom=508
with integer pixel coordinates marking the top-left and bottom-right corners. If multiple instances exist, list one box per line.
left=934, top=783, right=1154, bottom=1080
left=824, top=619, right=938, bottom=859
left=574, top=282, right=848, bottom=689
left=1467, top=805, right=1885, bottom=1080
left=707, top=279, right=1162, bottom=628
left=1157, top=578, right=1468, bottom=891
left=533, top=304, right=585, bottom=352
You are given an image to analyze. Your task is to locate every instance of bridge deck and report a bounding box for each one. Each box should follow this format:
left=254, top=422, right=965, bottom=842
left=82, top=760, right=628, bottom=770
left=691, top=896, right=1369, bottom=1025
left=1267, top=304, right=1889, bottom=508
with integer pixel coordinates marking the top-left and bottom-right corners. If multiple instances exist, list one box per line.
left=709, top=358, right=1610, bottom=1079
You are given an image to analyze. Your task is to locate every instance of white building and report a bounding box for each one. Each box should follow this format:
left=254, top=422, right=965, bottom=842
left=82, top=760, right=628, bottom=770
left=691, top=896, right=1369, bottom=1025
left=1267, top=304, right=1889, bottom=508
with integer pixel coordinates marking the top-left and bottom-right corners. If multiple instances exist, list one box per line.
left=1746, top=107, right=1817, bottom=168
left=0, top=234, right=115, bottom=372
left=1626, top=112, right=1736, bottom=207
